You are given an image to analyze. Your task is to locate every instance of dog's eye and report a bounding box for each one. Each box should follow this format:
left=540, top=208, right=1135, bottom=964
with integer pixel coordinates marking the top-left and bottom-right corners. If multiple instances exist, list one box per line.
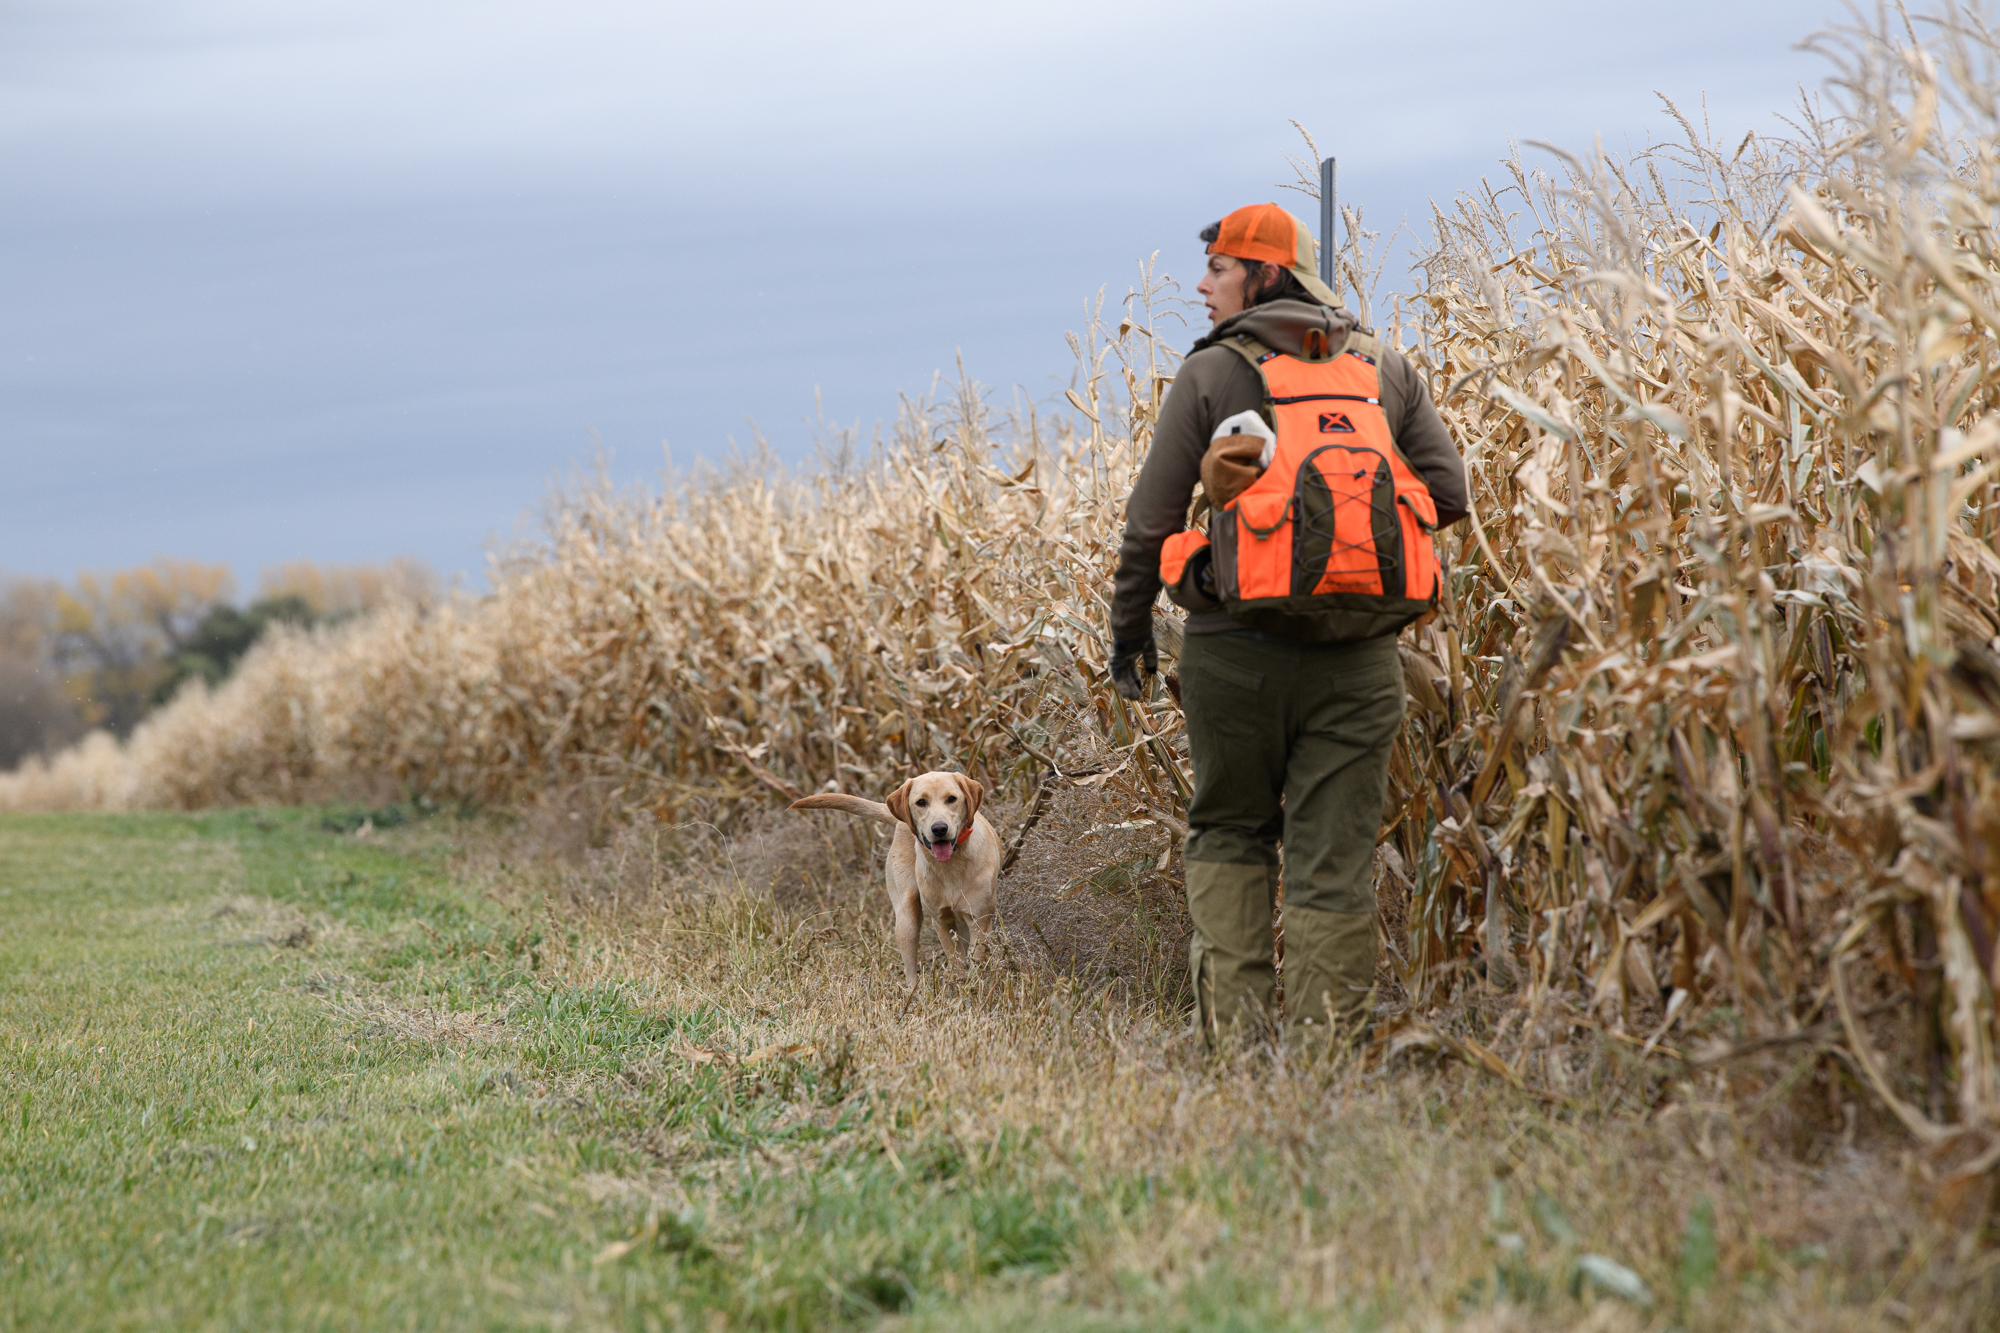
left=944, top=795, right=956, bottom=803
left=916, top=798, right=928, bottom=807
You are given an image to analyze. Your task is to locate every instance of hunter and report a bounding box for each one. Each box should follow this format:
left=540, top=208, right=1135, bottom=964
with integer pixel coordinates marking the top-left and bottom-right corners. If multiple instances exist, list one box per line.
left=1108, top=201, right=1469, bottom=1052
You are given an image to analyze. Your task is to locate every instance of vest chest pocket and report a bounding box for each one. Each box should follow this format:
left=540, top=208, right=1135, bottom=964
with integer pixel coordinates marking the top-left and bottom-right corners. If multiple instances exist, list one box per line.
left=1234, top=489, right=1291, bottom=538
left=1221, top=487, right=1296, bottom=600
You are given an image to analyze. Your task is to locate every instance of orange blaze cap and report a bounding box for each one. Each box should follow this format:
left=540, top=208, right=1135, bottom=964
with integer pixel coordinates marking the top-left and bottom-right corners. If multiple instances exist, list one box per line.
left=1206, top=202, right=1306, bottom=268
left=1205, top=202, right=1341, bottom=306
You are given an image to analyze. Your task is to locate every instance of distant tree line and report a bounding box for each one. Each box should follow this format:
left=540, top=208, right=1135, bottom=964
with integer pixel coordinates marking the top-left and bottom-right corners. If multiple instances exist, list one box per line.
left=0, top=557, right=438, bottom=771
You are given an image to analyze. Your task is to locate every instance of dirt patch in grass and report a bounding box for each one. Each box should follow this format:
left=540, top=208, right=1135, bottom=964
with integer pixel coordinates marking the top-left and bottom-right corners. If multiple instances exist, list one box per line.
left=323, top=993, right=514, bottom=1048
left=198, top=892, right=359, bottom=954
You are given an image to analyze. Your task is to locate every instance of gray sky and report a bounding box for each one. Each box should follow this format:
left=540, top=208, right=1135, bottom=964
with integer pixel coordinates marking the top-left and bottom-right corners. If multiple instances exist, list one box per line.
left=2, top=0, right=1845, bottom=589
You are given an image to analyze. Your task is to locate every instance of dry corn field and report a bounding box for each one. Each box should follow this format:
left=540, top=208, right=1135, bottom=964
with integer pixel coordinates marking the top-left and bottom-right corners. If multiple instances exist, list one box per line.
left=9, top=0, right=2000, bottom=1297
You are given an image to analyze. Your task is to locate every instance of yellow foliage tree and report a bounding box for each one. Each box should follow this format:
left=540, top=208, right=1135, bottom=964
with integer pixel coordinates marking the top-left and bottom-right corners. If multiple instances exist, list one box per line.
left=54, top=559, right=234, bottom=734
left=0, top=578, right=61, bottom=659
left=0, top=577, right=79, bottom=769
left=258, top=557, right=439, bottom=618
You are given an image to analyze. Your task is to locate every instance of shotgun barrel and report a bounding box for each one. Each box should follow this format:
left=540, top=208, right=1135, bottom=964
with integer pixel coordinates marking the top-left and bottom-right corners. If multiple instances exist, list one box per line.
left=1318, top=156, right=1337, bottom=298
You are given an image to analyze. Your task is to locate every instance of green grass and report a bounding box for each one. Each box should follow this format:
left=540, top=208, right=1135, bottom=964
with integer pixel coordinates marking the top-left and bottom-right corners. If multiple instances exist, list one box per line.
left=4, top=810, right=1992, bottom=1333
left=0, top=811, right=1076, bottom=1331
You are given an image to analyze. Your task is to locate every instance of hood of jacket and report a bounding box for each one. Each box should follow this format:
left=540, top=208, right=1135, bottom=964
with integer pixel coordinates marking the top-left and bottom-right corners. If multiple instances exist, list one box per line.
left=1189, top=298, right=1358, bottom=358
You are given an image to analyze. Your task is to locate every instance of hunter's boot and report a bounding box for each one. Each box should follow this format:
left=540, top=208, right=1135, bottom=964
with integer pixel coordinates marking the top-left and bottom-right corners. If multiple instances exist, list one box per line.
left=1184, top=859, right=1278, bottom=1049
left=1282, top=906, right=1378, bottom=1059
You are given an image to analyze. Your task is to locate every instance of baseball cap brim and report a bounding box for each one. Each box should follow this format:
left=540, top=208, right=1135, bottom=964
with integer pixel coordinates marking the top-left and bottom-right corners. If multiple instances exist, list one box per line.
left=1293, top=266, right=1341, bottom=308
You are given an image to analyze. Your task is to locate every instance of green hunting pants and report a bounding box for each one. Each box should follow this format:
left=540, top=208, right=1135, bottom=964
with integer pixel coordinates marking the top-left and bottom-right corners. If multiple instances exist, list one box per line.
left=1178, top=630, right=1404, bottom=1051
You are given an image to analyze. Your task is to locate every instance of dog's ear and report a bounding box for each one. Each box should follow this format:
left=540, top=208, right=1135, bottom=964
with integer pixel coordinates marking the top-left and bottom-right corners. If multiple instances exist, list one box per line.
left=885, top=780, right=913, bottom=828
left=954, top=773, right=984, bottom=821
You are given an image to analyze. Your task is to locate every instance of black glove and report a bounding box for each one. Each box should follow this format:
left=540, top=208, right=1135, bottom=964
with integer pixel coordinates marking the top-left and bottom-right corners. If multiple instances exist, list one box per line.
left=1109, top=637, right=1157, bottom=701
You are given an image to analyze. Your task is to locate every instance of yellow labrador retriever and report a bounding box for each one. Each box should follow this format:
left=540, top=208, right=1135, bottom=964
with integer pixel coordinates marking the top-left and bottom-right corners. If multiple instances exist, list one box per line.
left=790, top=772, right=998, bottom=987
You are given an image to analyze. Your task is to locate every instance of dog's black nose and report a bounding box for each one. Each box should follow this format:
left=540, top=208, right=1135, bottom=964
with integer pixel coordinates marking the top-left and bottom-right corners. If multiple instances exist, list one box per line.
left=930, top=822, right=950, bottom=841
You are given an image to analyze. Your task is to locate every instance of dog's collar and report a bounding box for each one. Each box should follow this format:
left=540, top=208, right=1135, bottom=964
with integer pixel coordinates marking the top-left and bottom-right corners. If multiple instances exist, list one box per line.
left=956, top=824, right=974, bottom=848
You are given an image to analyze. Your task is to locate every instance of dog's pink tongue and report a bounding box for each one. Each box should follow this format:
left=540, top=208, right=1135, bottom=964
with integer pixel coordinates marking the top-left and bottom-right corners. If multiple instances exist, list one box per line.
left=930, top=842, right=954, bottom=862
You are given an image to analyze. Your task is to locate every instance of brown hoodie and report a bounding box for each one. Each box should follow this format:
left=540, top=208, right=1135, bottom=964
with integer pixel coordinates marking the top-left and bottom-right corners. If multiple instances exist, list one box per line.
left=1110, top=300, right=1468, bottom=643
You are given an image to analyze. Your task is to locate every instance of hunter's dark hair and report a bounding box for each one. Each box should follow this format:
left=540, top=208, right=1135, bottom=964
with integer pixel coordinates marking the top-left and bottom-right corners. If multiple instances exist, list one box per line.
left=1198, top=221, right=1319, bottom=306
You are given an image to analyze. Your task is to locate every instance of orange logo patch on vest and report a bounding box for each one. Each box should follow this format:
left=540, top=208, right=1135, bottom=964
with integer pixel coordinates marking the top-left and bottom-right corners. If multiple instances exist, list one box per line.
left=1317, top=411, right=1355, bottom=433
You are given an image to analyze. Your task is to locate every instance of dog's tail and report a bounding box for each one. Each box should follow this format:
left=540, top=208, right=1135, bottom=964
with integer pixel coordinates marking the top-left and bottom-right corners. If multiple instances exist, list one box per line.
left=789, top=793, right=899, bottom=825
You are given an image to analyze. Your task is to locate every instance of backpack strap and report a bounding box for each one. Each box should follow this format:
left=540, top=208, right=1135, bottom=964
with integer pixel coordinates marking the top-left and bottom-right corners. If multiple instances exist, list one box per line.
left=1341, top=329, right=1381, bottom=363
left=1216, top=333, right=1280, bottom=381
left=1218, top=325, right=1379, bottom=372
left=1213, top=334, right=1280, bottom=432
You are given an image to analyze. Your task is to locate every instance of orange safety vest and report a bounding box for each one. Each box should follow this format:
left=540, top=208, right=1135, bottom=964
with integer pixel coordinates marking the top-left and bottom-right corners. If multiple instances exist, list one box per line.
left=1159, top=330, right=1440, bottom=642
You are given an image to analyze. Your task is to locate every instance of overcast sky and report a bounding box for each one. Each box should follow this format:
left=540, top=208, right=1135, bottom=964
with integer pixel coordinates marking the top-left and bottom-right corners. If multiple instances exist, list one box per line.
left=2, top=0, right=1847, bottom=590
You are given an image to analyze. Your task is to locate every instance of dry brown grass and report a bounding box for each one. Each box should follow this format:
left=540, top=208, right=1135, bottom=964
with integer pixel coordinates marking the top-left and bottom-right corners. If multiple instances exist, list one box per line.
left=438, top=809, right=1999, bottom=1329
left=7, top=1, right=2000, bottom=1217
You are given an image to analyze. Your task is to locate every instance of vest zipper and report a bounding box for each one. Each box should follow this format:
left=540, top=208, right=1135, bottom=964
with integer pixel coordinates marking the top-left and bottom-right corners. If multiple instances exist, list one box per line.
left=1267, top=393, right=1380, bottom=405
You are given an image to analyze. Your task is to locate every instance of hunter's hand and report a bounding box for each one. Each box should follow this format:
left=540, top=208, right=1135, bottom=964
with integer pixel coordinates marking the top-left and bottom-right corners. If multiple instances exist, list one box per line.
left=1109, top=637, right=1157, bottom=702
